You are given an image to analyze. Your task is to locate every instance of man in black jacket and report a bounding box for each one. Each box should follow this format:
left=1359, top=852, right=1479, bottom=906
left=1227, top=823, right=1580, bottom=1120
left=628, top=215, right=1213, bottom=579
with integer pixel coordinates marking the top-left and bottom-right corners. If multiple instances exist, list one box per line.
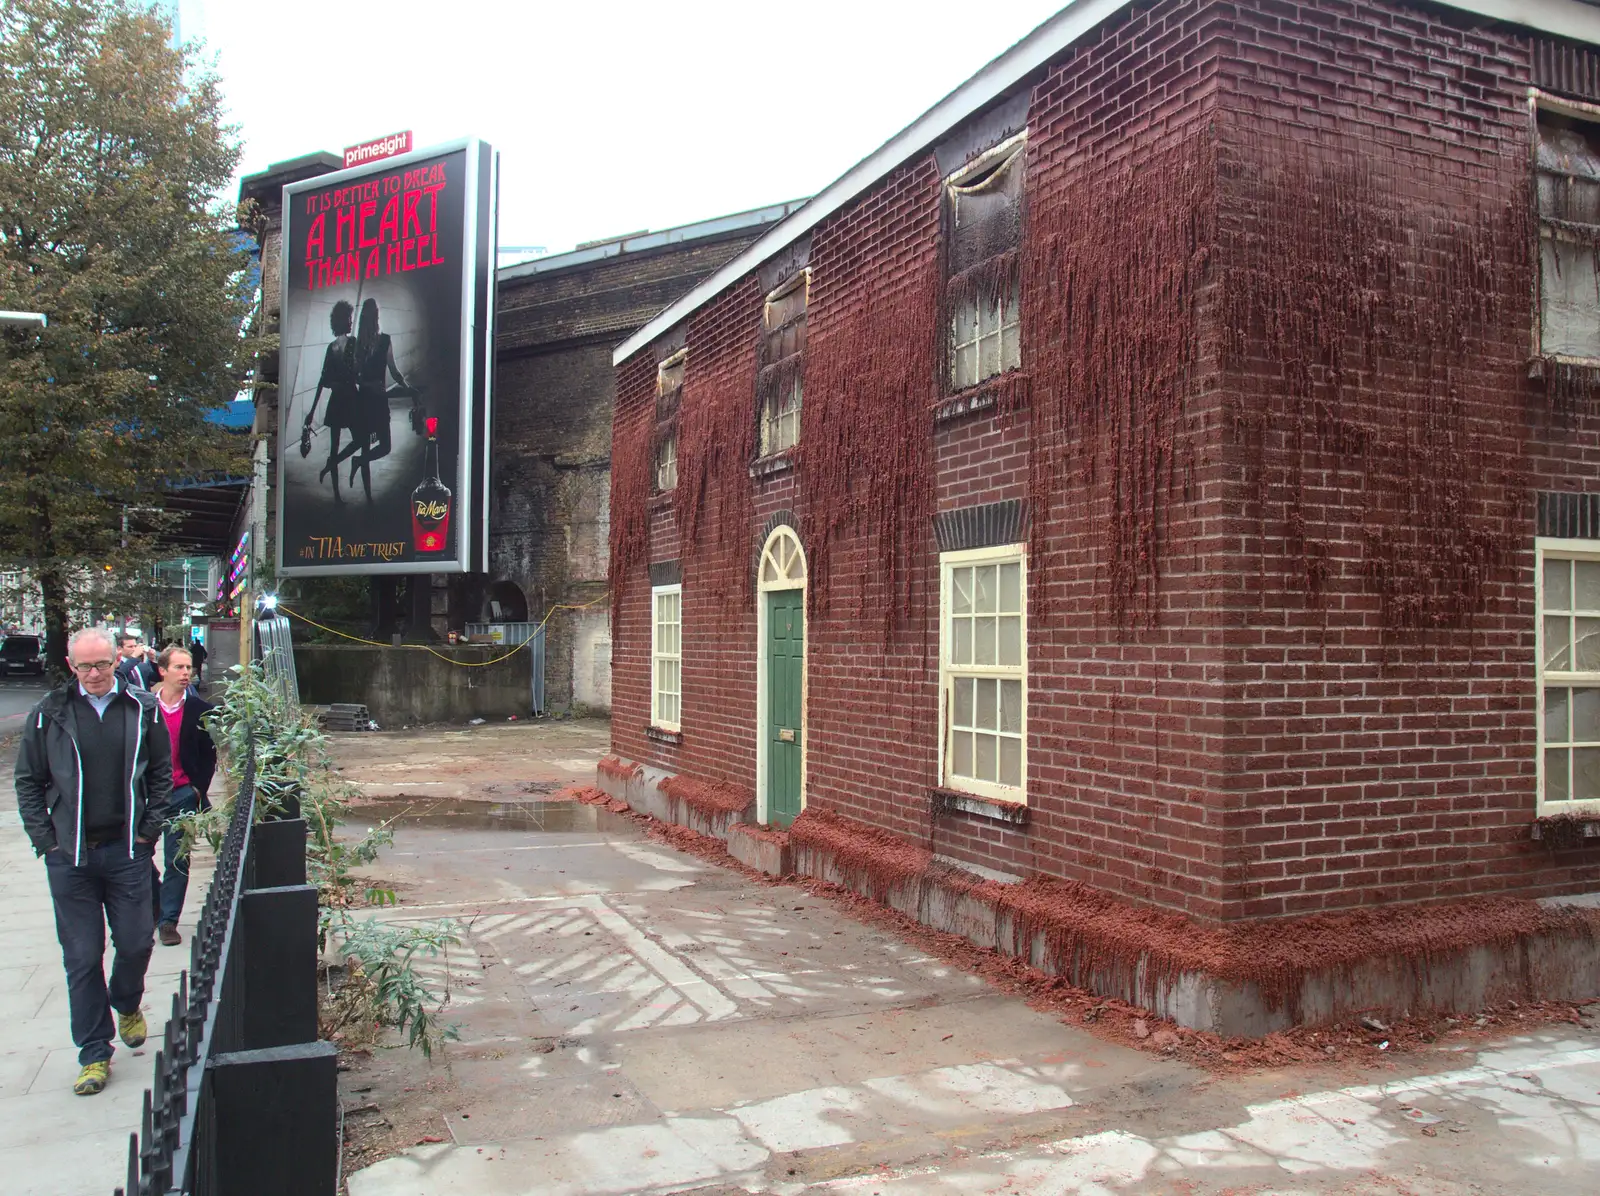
left=188, top=634, right=208, bottom=687
left=14, top=628, right=172, bottom=1096
left=113, top=632, right=155, bottom=691
left=150, top=644, right=216, bottom=945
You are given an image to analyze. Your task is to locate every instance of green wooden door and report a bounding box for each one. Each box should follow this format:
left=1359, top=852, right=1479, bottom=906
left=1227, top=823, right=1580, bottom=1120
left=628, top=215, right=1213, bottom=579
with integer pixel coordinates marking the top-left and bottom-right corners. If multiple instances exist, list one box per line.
left=766, top=588, right=805, bottom=826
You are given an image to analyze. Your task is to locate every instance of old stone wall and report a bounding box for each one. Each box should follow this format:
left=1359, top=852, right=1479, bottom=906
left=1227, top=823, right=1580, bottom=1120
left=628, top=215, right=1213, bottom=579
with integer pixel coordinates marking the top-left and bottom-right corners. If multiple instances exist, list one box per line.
left=491, top=228, right=777, bottom=713
left=295, top=643, right=531, bottom=726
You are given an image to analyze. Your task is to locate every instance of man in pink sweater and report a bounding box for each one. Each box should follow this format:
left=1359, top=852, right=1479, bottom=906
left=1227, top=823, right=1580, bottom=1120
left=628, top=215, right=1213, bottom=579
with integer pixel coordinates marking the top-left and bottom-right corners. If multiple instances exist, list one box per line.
left=151, top=646, right=217, bottom=946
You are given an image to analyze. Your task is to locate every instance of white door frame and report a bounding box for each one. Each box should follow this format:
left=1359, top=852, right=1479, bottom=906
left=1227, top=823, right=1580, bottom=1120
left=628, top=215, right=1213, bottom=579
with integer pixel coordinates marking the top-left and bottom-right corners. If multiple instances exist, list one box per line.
left=755, top=525, right=807, bottom=825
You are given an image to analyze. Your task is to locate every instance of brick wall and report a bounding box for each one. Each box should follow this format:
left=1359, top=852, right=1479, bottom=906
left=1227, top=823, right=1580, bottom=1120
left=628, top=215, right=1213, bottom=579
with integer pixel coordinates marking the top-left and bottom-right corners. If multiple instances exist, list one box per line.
left=610, top=0, right=1600, bottom=924
left=1212, top=0, right=1600, bottom=914
left=613, top=0, right=1239, bottom=918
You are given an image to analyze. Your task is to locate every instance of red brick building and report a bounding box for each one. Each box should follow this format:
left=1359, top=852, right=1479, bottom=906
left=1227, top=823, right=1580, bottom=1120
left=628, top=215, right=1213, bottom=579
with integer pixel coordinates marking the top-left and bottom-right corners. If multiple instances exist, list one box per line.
left=604, top=0, right=1600, bottom=958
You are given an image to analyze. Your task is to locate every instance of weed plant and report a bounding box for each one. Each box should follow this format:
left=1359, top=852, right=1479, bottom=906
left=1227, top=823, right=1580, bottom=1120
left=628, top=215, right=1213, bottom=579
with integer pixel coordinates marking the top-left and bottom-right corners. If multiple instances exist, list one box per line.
left=176, top=657, right=460, bottom=1057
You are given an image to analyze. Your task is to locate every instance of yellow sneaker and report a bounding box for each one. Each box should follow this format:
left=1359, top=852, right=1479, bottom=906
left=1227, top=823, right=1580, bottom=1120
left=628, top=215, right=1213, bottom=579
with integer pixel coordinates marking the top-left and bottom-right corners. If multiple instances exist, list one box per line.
left=73, top=1061, right=109, bottom=1095
left=117, top=1009, right=147, bottom=1049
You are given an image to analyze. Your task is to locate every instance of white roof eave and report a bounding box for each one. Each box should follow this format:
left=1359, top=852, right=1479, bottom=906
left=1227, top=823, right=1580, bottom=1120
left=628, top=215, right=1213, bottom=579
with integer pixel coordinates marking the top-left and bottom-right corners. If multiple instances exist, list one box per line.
left=614, top=0, right=1600, bottom=366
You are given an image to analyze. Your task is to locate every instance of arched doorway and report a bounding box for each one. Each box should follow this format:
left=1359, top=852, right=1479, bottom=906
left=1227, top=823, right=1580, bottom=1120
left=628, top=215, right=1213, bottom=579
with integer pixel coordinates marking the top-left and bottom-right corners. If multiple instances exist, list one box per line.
left=756, top=525, right=807, bottom=826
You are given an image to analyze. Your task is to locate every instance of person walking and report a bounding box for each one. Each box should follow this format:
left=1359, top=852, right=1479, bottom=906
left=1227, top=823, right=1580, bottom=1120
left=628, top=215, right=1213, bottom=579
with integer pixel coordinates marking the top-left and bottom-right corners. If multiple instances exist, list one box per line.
left=13, top=628, right=173, bottom=1096
left=113, top=634, right=165, bottom=917
left=114, top=632, right=155, bottom=691
left=151, top=645, right=215, bottom=946
left=188, top=634, right=208, bottom=687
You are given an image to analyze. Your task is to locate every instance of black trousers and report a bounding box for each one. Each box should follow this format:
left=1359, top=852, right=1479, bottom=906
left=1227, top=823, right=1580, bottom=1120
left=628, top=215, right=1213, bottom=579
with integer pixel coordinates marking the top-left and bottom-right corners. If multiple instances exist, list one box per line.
left=45, top=841, right=155, bottom=1065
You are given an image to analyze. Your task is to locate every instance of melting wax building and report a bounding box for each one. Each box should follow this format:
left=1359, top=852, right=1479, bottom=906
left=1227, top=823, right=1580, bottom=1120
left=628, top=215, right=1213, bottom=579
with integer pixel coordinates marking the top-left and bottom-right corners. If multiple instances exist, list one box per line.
left=598, top=0, right=1600, bottom=1030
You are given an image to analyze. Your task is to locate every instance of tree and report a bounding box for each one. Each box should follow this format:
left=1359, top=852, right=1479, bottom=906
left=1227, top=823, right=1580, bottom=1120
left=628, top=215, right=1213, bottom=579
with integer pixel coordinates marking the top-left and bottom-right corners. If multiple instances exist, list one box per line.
left=0, top=0, right=252, bottom=673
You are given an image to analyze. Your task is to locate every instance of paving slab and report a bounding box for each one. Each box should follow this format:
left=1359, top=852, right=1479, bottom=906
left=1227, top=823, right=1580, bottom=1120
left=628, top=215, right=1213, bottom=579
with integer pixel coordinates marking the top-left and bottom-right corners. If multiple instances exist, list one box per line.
left=329, top=724, right=1600, bottom=1196
left=2, top=755, right=216, bottom=1196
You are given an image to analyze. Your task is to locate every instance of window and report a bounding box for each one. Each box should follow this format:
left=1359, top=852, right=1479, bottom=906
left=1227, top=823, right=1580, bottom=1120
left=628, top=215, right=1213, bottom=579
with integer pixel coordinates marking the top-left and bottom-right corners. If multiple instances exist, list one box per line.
left=654, top=348, right=683, bottom=492
left=1537, top=106, right=1600, bottom=362
left=946, top=134, right=1025, bottom=391
left=940, top=545, right=1026, bottom=801
left=758, top=270, right=808, bottom=456
left=759, top=525, right=807, bottom=588
left=656, top=431, right=678, bottom=493
left=651, top=584, right=682, bottom=731
left=1539, top=545, right=1600, bottom=814
left=951, top=290, right=1021, bottom=392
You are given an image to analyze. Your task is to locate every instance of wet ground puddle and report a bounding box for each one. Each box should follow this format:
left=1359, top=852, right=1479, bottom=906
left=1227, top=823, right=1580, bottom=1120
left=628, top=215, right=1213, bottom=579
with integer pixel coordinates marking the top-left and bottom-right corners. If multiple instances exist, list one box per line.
left=346, top=795, right=633, bottom=834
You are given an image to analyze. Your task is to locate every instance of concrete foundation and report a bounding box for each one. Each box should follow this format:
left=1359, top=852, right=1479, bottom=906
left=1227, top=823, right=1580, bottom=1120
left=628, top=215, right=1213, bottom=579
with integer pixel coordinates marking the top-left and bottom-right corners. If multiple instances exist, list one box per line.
left=598, top=752, right=1600, bottom=1037
left=595, top=755, right=753, bottom=841
left=295, top=644, right=531, bottom=728
left=727, top=823, right=792, bottom=877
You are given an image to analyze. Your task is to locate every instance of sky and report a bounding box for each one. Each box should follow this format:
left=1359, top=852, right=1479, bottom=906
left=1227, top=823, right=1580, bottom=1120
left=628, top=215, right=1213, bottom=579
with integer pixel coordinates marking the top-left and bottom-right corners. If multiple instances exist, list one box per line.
left=182, top=0, right=1071, bottom=263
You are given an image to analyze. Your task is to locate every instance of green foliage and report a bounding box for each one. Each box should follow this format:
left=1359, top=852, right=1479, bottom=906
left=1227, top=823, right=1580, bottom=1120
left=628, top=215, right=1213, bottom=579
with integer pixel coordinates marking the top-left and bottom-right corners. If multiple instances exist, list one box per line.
left=0, top=0, right=253, bottom=667
left=279, top=575, right=377, bottom=644
left=332, top=920, right=462, bottom=1059
left=189, top=660, right=459, bottom=1056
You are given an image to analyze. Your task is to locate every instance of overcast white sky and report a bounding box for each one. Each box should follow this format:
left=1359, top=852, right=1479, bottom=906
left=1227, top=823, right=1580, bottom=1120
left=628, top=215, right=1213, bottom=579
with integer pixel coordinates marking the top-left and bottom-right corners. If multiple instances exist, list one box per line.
left=185, top=0, right=1069, bottom=261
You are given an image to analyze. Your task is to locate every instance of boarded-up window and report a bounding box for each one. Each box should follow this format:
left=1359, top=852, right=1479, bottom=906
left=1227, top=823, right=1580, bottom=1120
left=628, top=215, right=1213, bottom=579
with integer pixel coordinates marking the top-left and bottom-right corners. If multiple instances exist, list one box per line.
left=1538, top=114, right=1600, bottom=360
left=947, top=136, right=1025, bottom=391
left=657, top=350, right=686, bottom=421
left=757, top=270, right=807, bottom=456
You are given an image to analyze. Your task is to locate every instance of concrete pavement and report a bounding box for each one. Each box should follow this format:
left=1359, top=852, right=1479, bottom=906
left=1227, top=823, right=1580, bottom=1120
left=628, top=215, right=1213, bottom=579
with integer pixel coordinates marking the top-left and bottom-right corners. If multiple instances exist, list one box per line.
left=1, top=733, right=213, bottom=1196
left=327, top=722, right=1600, bottom=1196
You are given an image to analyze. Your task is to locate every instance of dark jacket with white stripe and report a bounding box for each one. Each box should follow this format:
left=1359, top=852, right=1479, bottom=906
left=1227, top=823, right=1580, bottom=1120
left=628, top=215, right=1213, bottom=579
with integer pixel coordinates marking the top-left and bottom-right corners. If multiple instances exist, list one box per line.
left=13, top=680, right=173, bottom=863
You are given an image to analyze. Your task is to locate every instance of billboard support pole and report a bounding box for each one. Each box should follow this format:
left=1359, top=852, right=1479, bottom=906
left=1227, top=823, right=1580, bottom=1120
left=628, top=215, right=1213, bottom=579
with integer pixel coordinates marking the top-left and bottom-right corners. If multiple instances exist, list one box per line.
left=369, top=576, right=400, bottom=642
left=406, top=574, right=435, bottom=642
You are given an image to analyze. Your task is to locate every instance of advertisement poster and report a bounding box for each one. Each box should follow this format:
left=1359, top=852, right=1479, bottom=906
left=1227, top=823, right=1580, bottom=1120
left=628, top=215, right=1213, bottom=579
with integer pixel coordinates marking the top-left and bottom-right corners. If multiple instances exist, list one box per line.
left=277, top=138, right=496, bottom=576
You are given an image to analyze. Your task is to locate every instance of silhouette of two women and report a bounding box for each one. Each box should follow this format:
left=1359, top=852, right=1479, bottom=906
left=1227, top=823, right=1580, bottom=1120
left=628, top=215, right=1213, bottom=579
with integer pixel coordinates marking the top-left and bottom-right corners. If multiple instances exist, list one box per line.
left=303, top=298, right=410, bottom=502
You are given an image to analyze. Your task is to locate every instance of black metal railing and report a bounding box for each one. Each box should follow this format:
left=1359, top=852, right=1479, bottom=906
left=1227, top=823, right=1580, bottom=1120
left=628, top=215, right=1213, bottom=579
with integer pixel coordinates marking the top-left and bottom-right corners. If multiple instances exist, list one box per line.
left=114, top=747, right=337, bottom=1196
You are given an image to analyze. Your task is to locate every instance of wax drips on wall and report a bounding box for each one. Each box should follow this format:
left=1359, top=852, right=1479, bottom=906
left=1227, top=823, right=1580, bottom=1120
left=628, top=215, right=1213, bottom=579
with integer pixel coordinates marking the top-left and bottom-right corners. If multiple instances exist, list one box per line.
left=1219, top=130, right=1531, bottom=636
left=1022, top=130, right=1216, bottom=627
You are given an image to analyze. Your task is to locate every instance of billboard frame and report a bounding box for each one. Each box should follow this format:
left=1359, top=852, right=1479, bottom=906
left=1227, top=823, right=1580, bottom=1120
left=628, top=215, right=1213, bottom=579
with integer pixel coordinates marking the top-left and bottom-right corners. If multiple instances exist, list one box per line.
left=275, top=137, right=496, bottom=578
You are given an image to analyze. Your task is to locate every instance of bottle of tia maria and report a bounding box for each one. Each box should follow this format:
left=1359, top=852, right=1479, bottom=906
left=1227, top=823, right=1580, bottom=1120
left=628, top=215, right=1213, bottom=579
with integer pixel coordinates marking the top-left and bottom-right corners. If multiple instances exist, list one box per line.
left=412, top=417, right=452, bottom=554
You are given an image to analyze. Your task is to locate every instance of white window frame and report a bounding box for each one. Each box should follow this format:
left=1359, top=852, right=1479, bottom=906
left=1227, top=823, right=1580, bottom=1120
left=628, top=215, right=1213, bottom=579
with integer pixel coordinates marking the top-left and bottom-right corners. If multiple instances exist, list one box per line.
left=1536, top=538, right=1600, bottom=816
left=656, top=431, right=678, bottom=493
left=950, top=289, right=1021, bottom=391
left=938, top=543, right=1027, bottom=803
left=651, top=583, right=682, bottom=732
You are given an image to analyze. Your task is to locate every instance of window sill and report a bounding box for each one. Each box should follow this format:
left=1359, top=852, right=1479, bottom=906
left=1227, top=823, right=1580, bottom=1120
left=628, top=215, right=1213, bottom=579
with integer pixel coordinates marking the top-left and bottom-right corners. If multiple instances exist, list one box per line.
left=1531, top=813, right=1600, bottom=846
left=647, top=492, right=675, bottom=513
left=1530, top=354, right=1600, bottom=378
left=749, top=451, right=795, bottom=480
left=930, top=787, right=1028, bottom=825
left=645, top=725, right=682, bottom=746
left=933, top=369, right=1029, bottom=424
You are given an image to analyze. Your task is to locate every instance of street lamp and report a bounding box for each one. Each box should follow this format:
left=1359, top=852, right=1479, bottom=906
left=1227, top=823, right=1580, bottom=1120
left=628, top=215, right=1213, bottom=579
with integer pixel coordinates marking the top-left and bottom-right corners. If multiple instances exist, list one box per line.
left=0, top=311, right=47, bottom=328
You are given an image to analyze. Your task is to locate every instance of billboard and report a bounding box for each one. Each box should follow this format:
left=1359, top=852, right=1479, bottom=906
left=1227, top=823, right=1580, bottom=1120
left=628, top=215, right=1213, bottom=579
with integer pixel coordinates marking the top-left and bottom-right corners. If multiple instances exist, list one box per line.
left=276, top=138, right=496, bottom=576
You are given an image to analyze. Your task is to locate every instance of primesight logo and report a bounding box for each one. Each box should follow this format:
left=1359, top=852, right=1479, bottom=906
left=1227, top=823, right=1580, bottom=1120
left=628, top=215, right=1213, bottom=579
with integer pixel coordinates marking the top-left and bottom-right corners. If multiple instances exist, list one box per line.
left=343, top=131, right=413, bottom=169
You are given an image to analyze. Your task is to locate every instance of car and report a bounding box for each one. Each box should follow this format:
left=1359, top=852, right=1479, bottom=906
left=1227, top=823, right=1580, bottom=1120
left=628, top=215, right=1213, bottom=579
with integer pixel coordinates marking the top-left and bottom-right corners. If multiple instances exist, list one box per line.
left=0, top=634, right=45, bottom=676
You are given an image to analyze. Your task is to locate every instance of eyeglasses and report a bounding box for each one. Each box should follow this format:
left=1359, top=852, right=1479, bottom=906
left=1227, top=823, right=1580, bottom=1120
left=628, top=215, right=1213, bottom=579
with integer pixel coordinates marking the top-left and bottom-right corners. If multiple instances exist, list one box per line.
left=73, top=661, right=116, bottom=673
